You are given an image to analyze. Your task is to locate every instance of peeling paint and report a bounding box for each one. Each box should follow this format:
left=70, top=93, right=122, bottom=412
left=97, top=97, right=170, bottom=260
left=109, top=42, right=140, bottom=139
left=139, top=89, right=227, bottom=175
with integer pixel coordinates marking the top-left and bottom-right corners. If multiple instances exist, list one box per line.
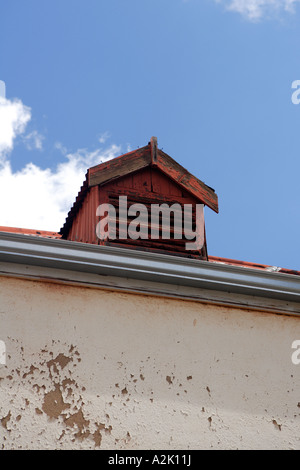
left=0, top=342, right=117, bottom=449
left=63, top=410, right=90, bottom=440
left=1, top=411, right=11, bottom=430
left=0, top=276, right=299, bottom=450
left=22, top=364, right=38, bottom=379
left=42, top=384, right=71, bottom=419
left=272, top=420, right=282, bottom=431
left=47, top=353, right=72, bottom=377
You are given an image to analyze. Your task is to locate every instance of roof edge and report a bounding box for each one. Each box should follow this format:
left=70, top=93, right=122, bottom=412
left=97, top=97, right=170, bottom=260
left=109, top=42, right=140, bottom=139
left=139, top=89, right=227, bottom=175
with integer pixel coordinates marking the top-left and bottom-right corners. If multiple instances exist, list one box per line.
left=0, top=232, right=299, bottom=308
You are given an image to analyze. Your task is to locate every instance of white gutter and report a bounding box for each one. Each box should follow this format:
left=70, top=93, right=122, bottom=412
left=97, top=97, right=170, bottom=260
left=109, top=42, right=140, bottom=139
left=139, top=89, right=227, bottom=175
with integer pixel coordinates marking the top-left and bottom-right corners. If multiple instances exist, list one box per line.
left=0, top=232, right=299, bottom=306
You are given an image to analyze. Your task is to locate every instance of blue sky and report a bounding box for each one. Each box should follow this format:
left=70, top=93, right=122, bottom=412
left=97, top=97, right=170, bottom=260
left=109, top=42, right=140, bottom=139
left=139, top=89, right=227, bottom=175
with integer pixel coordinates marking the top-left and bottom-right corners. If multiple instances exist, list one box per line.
left=0, top=0, right=300, bottom=270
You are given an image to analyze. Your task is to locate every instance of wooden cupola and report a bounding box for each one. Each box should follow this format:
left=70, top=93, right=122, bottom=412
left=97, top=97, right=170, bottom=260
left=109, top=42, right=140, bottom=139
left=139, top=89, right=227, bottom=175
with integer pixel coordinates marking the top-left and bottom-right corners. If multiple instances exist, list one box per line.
left=59, top=138, right=218, bottom=260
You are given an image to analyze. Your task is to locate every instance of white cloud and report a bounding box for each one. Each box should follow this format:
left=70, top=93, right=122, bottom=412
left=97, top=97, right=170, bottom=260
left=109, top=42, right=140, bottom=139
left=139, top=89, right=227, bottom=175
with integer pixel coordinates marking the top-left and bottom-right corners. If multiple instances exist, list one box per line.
left=0, top=81, right=5, bottom=99
left=0, top=93, right=123, bottom=232
left=214, top=0, right=300, bottom=20
left=23, top=130, right=44, bottom=151
left=98, top=131, right=111, bottom=144
left=0, top=96, right=31, bottom=158
left=0, top=144, right=121, bottom=232
left=54, top=141, right=68, bottom=155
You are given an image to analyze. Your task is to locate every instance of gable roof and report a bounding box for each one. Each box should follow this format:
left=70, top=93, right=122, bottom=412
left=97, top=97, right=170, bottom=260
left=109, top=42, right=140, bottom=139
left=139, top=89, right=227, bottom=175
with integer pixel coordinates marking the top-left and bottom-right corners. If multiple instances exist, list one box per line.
left=88, top=137, right=219, bottom=213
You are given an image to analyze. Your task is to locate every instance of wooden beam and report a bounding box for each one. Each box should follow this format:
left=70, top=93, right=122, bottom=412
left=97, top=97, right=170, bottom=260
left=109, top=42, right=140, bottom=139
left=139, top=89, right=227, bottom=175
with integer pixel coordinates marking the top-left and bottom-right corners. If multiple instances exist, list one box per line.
left=88, top=146, right=152, bottom=187
left=150, top=136, right=158, bottom=165
left=157, top=150, right=219, bottom=213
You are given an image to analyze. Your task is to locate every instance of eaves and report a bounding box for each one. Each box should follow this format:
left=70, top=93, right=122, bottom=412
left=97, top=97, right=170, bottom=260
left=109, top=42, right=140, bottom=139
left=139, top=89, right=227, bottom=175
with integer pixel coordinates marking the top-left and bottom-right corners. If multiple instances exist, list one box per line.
left=0, top=232, right=299, bottom=316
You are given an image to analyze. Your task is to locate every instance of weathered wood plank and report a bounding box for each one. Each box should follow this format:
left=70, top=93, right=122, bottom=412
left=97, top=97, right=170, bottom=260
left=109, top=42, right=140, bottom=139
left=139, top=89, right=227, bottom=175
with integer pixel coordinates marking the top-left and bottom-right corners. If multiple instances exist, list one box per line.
left=157, top=149, right=219, bottom=213
left=88, top=144, right=218, bottom=212
left=88, top=146, right=151, bottom=187
left=106, top=188, right=196, bottom=205
left=150, top=136, right=158, bottom=165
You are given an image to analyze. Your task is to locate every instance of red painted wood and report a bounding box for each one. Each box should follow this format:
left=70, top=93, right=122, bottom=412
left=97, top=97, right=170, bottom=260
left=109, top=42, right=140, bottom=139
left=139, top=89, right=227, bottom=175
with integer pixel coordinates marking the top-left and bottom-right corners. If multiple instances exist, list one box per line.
left=64, top=167, right=207, bottom=259
left=156, top=149, right=218, bottom=213
left=60, top=139, right=216, bottom=260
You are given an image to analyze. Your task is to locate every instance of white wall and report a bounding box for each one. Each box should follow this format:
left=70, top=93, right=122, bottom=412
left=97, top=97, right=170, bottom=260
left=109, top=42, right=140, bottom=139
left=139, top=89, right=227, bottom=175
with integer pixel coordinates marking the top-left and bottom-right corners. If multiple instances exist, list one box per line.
left=0, top=275, right=299, bottom=449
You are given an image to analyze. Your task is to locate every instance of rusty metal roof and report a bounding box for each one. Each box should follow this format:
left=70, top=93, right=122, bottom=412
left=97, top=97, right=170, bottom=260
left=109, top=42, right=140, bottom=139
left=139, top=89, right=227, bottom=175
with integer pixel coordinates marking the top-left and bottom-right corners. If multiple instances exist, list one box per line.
left=208, top=256, right=300, bottom=277
left=0, top=226, right=61, bottom=239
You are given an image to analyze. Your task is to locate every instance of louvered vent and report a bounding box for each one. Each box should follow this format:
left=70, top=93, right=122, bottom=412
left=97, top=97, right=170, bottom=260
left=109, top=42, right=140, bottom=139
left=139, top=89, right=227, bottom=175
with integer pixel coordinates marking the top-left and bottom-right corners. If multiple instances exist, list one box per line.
left=103, top=192, right=208, bottom=259
left=60, top=138, right=218, bottom=262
